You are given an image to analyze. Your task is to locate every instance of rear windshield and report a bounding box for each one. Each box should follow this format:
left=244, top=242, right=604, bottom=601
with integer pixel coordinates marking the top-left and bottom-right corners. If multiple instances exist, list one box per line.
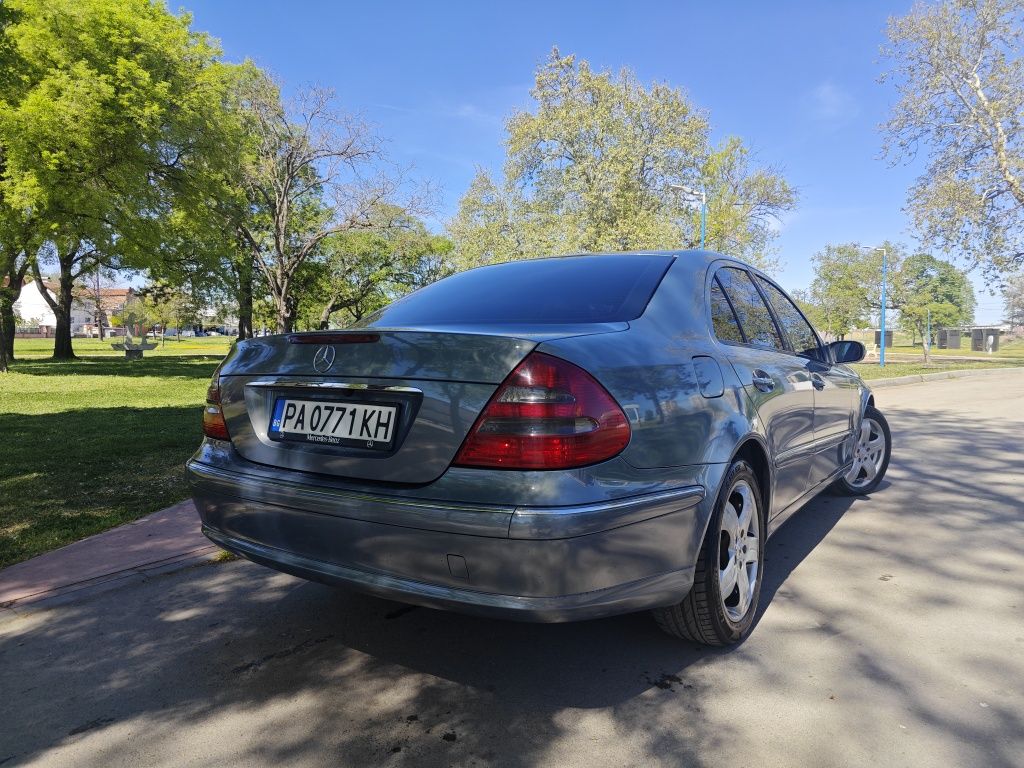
left=362, top=254, right=673, bottom=326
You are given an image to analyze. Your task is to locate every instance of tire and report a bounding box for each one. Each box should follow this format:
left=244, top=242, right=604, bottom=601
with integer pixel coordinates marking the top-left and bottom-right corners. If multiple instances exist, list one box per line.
left=653, top=460, right=765, bottom=646
left=830, top=405, right=891, bottom=496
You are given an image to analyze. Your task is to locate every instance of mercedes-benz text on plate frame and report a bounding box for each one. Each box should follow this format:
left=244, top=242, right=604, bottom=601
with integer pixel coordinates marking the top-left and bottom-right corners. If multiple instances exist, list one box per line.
left=188, top=250, right=891, bottom=647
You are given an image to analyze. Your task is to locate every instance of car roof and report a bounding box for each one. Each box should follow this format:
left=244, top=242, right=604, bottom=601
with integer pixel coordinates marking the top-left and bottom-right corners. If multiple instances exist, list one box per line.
left=565, top=249, right=752, bottom=270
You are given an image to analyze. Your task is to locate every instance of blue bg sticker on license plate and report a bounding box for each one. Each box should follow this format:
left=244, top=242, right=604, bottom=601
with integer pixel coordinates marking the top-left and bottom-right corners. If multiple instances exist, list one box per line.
left=269, top=398, right=397, bottom=448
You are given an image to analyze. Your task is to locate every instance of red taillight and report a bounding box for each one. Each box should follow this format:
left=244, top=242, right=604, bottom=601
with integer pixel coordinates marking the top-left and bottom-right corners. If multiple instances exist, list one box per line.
left=202, top=379, right=230, bottom=441
left=453, top=352, right=630, bottom=470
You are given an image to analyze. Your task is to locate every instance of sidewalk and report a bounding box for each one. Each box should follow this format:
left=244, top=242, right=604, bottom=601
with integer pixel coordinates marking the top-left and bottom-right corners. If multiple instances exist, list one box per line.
left=0, top=500, right=217, bottom=612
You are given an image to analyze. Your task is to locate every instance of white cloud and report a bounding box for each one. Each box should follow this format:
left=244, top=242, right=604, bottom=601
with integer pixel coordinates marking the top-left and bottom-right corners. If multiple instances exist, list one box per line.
left=806, top=81, right=859, bottom=124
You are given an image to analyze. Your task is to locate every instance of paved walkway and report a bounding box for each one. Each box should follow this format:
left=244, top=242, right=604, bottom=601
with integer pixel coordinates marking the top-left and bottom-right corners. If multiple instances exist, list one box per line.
left=0, top=500, right=215, bottom=610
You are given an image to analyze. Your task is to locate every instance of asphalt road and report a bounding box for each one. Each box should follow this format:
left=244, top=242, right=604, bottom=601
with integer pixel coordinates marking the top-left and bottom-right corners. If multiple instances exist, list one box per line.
left=2, top=372, right=1022, bottom=768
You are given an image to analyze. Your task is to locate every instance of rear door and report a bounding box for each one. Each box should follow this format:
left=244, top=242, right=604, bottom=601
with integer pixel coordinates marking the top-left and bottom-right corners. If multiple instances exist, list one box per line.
left=753, top=275, right=859, bottom=485
left=712, top=267, right=816, bottom=515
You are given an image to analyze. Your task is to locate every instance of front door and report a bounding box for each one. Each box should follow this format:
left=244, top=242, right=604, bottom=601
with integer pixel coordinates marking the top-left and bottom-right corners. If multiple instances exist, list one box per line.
left=753, top=276, right=858, bottom=485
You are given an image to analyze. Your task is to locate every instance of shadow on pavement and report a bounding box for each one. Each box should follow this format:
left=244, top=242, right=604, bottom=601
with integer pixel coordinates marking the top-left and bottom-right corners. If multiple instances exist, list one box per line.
left=1, top=405, right=1021, bottom=767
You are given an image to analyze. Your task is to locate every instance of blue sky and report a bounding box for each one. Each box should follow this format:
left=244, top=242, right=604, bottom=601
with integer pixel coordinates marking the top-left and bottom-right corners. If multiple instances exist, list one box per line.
left=183, top=0, right=1004, bottom=321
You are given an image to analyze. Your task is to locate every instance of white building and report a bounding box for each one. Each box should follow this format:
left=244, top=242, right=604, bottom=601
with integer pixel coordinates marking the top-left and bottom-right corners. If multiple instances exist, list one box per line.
left=13, top=279, right=132, bottom=336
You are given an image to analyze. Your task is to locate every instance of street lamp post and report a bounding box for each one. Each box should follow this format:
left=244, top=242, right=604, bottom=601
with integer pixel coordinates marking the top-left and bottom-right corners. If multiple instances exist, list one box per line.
left=856, top=244, right=888, bottom=368
left=669, top=184, right=707, bottom=249
left=879, top=247, right=888, bottom=368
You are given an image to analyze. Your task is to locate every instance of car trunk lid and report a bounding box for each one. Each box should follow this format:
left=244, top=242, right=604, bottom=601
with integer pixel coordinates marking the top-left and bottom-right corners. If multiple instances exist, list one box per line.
left=216, top=327, right=623, bottom=483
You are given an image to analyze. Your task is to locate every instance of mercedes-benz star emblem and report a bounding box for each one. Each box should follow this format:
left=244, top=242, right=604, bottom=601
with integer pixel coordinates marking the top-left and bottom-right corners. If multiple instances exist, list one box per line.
left=312, top=345, right=336, bottom=373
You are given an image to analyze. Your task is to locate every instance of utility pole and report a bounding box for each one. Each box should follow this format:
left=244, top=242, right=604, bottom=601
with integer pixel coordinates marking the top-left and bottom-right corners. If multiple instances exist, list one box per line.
left=669, top=184, right=708, bottom=249
left=924, top=308, right=931, bottom=364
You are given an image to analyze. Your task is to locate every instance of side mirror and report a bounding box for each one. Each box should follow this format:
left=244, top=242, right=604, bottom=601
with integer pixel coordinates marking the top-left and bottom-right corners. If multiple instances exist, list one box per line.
left=829, top=340, right=865, bottom=364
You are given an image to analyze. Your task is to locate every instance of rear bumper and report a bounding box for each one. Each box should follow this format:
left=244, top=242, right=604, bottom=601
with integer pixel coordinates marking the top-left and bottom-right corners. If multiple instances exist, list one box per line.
left=187, top=451, right=714, bottom=622
left=202, top=525, right=695, bottom=622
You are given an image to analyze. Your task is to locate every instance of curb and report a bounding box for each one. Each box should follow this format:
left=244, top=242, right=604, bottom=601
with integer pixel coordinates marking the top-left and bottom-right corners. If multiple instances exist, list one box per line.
left=867, top=366, right=1024, bottom=389
left=0, top=500, right=220, bottom=615
left=0, top=547, right=220, bottom=617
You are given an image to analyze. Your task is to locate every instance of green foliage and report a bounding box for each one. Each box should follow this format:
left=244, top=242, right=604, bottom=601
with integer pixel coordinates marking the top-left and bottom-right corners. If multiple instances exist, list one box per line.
left=804, top=242, right=975, bottom=339
left=896, top=252, right=975, bottom=339
left=137, top=280, right=203, bottom=341
left=299, top=207, right=454, bottom=329
left=449, top=49, right=796, bottom=271
left=882, top=0, right=1024, bottom=280
left=0, top=0, right=241, bottom=358
left=1001, top=273, right=1024, bottom=327
left=804, top=243, right=903, bottom=338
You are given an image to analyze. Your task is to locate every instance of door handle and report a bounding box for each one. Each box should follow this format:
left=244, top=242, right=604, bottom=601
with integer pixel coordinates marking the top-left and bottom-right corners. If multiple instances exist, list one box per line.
left=811, top=373, right=825, bottom=391
left=751, top=369, right=775, bottom=392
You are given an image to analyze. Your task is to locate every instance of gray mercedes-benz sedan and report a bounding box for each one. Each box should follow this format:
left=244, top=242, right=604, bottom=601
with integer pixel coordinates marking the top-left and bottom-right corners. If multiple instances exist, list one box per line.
left=188, top=251, right=891, bottom=645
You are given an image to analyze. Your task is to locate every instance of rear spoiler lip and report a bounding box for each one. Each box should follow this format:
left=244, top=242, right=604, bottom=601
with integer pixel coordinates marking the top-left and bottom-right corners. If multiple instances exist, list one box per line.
left=347, top=322, right=631, bottom=341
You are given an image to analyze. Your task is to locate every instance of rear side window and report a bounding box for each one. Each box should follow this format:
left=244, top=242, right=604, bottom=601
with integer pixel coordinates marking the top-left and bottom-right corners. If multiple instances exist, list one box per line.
left=709, top=277, right=744, bottom=343
left=715, top=267, right=783, bottom=350
left=755, top=276, right=823, bottom=360
left=361, top=255, right=672, bottom=326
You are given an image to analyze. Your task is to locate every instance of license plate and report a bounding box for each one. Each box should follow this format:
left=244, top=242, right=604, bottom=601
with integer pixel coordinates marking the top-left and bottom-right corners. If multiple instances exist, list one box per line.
left=268, top=398, right=398, bottom=449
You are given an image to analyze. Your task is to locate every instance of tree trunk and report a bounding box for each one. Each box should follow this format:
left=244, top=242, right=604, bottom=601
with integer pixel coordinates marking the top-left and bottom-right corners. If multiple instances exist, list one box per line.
left=235, top=258, right=254, bottom=341
left=34, top=257, right=77, bottom=360
left=0, top=303, right=9, bottom=372
left=275, top=293, right=296, bottom=334
left=276, top=305, right=294, bottom=334
left=318, top=299, right=338, bottom=330
left=52, top=268, right=76, bottom=360
left=0, top=300, right=15, bottom=360
left=53, top=309, right=74, bottom=359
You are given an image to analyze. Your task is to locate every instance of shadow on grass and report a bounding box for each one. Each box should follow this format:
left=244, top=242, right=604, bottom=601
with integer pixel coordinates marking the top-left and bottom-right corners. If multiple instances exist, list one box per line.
left=7, top=355, right=223, bottom=379
left=0, top=406, right=203, bottom=568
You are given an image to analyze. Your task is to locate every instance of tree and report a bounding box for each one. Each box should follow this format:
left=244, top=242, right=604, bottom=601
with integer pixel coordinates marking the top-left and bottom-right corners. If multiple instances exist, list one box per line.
left=0, top=218, right=39, bottom=370
left=304, top=208, right=453, bottom=329
left=896, top=252, right=976, bottom=343
left=147, top=61, right=271, bottom=343
left=138, top=281, right=201, bottom=345
left=0, top=2, right=36, bottom=370
left=804, top=243, right=906, bottom=338
left=806, top=241, right=975, bottom=342
left=449, top=49, right=796, bottom=270
left=0, top=0, right=237, bottom=358
left=882, top=0, right=1024, bottom=281
left=1002, top=272, right=1024, bottom=330
left=233, top=76, right=427, bottom=334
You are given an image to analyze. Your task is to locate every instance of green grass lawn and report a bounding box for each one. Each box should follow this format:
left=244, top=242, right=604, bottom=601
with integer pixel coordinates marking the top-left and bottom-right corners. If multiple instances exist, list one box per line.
left=13, top=334, right=233, bottom=358
left=851, top=360, right=1019, bottom=380
left=0, top=340, right=227, bottom=568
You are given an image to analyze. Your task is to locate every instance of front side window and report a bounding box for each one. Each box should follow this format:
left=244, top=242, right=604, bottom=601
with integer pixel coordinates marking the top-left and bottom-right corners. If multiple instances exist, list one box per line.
left=755, top=277, right=822, bottom=360
left=715, top=267, right=783, bottom=350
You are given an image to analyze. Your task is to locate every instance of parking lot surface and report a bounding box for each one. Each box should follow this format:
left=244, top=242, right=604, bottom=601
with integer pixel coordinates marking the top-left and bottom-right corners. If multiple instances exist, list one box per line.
left=1, top=372, right=1022, bottom=767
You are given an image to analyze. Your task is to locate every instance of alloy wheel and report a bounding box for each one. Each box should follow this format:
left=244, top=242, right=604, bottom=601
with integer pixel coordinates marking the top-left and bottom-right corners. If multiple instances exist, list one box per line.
left=845, top=417, right=886, bottom=489
left=718, top=479, right=760, bottom=622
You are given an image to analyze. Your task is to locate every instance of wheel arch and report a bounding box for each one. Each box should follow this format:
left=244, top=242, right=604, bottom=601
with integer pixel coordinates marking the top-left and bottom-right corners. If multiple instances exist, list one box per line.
left=729, top=435, right=773, bottom=522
